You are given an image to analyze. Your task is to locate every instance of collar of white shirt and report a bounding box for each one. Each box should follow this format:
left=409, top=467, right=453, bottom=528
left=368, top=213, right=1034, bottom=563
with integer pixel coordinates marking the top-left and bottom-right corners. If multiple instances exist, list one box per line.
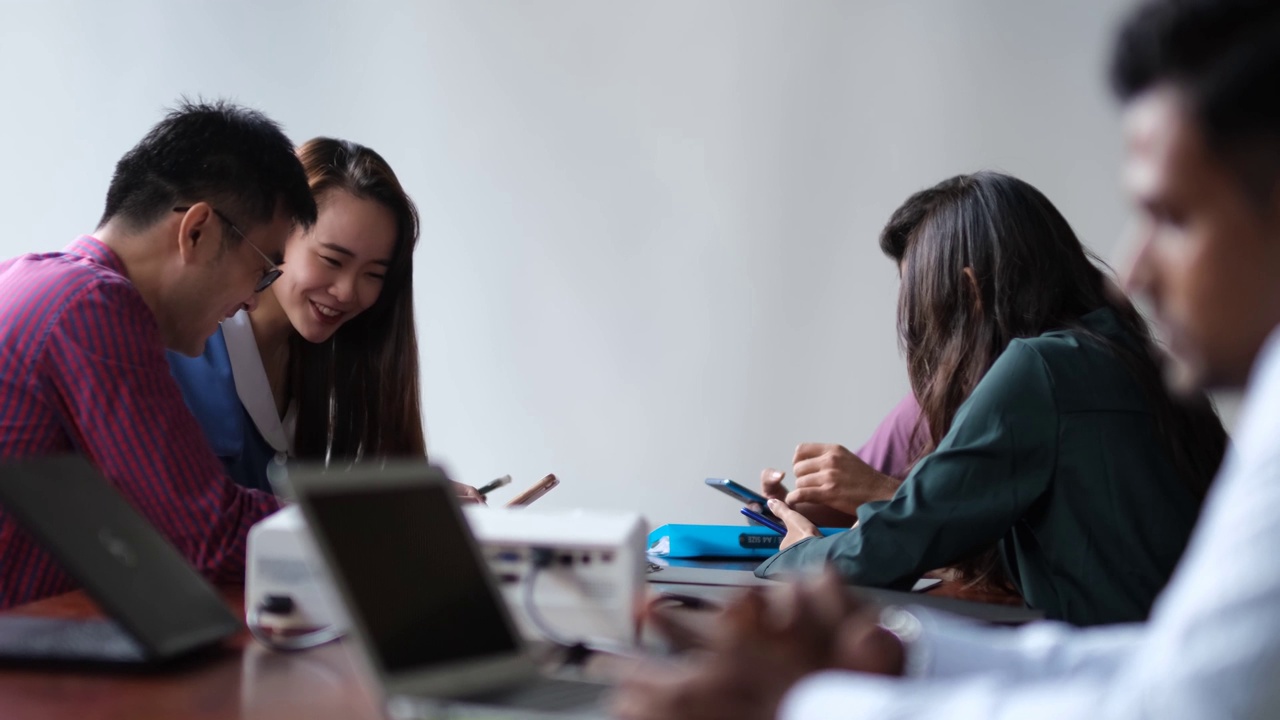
left=1227, top=322, right=1280, bottom=467
left=221, top=309, right=295, bottom=455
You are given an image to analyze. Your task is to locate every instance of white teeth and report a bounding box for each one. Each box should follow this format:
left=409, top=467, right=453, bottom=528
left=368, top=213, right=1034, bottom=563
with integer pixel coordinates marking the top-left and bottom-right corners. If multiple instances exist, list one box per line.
left=313, top=302, right=341, bottom=318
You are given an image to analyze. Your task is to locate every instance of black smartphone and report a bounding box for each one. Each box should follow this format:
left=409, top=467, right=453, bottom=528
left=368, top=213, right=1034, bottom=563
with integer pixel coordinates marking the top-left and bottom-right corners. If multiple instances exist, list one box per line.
left=704, top=478, right=778, bottom=520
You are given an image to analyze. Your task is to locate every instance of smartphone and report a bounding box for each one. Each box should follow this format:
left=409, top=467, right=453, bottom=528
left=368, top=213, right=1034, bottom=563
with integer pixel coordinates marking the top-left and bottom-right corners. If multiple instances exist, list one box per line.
left=505, top=474, right=559, bottom=507
left=705, top=478, right=778, bottom=519
left=740, top=507, right=786, bottom=535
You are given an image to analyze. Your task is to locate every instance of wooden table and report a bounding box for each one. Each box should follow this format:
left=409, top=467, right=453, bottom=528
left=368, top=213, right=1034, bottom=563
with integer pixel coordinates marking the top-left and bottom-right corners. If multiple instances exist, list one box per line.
left=0, top=573, right=1027, bottom=720
left=0, top=588, right=382, bottom=720
left=649, top=558, right=1031, bottom=619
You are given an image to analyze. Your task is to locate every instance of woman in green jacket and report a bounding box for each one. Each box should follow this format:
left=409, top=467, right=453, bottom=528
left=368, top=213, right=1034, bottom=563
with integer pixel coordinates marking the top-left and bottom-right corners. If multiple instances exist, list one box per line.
left=757, top=171, right=1226, bottom=626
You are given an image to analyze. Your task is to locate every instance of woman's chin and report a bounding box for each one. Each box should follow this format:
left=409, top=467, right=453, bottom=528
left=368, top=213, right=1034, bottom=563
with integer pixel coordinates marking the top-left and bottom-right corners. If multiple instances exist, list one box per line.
left=297, top=322, right=340, bottom=344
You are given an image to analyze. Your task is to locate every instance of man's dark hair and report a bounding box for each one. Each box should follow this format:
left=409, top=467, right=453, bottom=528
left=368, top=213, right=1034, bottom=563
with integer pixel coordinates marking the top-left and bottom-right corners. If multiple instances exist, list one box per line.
left=1110, top=0, right=1280, bottom=205
left=97, top=99, right=318, bottom=236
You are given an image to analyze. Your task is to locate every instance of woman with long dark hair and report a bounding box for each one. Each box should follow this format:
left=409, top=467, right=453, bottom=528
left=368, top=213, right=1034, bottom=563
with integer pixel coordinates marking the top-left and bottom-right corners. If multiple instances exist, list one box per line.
left=168, top=138, right=479, bottom=499
left=756, top=171, right=1226, bottom=625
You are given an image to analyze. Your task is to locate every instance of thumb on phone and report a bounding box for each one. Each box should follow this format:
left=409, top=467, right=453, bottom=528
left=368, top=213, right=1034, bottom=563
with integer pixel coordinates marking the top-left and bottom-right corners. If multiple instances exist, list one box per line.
left=766, top=498, right=822, bottom=550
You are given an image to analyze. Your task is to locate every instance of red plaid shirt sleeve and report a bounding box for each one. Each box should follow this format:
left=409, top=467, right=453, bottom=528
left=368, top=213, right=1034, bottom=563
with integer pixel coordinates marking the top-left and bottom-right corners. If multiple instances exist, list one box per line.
left=0, top=240, right=283, bottom=607
left=41, top=269, right=280, bottom=585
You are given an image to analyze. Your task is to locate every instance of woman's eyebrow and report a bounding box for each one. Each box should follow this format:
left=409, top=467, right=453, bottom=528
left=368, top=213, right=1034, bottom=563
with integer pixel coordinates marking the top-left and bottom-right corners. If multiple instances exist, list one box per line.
left=319, top=242, right=354, bottom=257
left=320, top=242, right=391, bottom=266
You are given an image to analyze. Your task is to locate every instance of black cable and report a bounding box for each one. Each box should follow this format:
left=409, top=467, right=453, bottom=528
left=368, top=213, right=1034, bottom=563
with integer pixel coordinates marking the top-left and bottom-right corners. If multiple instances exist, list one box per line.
left=521, top=547, right=646, bottom=666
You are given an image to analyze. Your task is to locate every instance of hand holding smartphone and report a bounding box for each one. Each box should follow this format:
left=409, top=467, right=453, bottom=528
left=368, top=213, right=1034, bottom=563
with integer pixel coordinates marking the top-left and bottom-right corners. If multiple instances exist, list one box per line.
left=740, top=506, right=786, bottom=535
left=505, top=474, right=559, bottom=507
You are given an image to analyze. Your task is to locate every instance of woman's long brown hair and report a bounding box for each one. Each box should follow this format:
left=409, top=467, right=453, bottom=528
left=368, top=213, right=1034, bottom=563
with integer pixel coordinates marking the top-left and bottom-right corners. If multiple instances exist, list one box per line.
left=289, top=137, right=426, bottom=462
left=879, top=171, right=1226, bottom=590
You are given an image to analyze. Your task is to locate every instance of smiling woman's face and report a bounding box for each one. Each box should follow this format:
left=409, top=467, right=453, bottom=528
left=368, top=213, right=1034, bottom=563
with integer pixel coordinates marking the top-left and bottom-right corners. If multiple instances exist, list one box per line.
left=272, top=189, right=397, bottom=344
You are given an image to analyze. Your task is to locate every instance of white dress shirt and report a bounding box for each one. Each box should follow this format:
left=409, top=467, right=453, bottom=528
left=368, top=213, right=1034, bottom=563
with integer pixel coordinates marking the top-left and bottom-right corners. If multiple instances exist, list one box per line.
left=782, top=323, right=1280, bottom=720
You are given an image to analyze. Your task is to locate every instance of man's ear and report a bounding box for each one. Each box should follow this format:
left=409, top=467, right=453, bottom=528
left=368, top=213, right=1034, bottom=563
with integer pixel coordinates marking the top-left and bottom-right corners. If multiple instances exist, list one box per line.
left=962, top=266, right=983, bottom=314
left=175, top=203, right=217, bottom=266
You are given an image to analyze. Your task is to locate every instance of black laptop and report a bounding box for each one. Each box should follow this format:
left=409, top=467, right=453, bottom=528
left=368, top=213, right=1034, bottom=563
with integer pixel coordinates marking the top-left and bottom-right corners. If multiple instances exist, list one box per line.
left=0, top=455, right=242, bottom=667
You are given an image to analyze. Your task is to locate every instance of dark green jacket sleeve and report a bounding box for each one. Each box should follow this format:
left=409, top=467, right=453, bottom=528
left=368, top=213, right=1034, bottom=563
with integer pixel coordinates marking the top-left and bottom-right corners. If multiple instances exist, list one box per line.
left=756, top=341, right=1059, bottom=587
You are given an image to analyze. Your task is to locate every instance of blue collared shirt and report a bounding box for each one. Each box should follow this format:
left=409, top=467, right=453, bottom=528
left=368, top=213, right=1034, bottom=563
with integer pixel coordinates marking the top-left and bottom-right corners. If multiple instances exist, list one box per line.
left=167, top=311, right=292, bottom=494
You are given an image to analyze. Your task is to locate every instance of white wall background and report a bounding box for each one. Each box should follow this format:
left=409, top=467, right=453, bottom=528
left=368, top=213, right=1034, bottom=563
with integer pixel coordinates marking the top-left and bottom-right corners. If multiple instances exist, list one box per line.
left=0, top=0, right=1136, bottom=526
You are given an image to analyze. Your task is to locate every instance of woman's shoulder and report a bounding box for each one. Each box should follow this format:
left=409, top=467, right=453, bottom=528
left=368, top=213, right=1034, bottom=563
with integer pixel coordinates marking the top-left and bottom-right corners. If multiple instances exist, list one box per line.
left=963, top=341, right=1057, bottom=421
left=999, top=309, right=1148, bottom=411
left=1001, top=308, right=1130, bottom=368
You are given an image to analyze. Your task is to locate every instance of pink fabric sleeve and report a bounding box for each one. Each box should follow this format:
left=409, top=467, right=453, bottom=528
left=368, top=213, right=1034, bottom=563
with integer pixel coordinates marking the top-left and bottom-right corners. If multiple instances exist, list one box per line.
left=855, top=393, right=926, bottom=479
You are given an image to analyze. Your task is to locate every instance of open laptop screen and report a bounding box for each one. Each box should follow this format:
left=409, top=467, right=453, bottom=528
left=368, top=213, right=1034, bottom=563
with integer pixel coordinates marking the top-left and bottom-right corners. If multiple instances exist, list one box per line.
left=305, top=483, right=519, bottom=672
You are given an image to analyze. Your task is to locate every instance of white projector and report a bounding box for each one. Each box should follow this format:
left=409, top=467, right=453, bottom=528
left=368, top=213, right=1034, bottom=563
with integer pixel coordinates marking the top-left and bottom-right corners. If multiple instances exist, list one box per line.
left=245, top=504, right=648, bottom=647
left=463, top=505, right=648, bottom=647
left=245, top=505, right=347, bottom=631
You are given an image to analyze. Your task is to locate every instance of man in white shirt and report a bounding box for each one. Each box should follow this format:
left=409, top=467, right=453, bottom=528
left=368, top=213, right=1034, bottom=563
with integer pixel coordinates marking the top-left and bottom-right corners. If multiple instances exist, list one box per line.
left=611, top=1, right=1280, bottom=718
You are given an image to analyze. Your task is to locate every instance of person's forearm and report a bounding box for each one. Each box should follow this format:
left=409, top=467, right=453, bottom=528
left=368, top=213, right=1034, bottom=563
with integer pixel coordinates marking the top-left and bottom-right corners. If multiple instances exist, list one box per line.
left=910, top=608, right=1142, bottom=681
left=192, top=482, right=282, bottom=584
left=791, top=502, right=857, bottom=528
left=755, top=529, right=917, bottom=589
left=866, top=470, right=902, bottom=503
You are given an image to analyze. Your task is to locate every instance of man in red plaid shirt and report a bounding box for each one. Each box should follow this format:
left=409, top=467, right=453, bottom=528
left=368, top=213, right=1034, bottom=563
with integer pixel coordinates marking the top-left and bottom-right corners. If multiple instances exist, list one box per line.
left=0, top=100, right=318, bottom=608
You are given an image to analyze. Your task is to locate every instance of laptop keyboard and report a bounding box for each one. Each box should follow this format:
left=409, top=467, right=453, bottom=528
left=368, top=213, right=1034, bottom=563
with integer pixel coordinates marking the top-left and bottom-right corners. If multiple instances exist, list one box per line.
left=474, top=677, right=608, bottom=711
left=0, top=616, right=148, bottom=662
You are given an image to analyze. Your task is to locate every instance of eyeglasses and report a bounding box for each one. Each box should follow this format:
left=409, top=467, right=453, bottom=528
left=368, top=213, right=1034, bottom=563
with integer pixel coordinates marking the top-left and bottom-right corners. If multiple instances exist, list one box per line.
left=173, top=206, right=283, bottom=292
